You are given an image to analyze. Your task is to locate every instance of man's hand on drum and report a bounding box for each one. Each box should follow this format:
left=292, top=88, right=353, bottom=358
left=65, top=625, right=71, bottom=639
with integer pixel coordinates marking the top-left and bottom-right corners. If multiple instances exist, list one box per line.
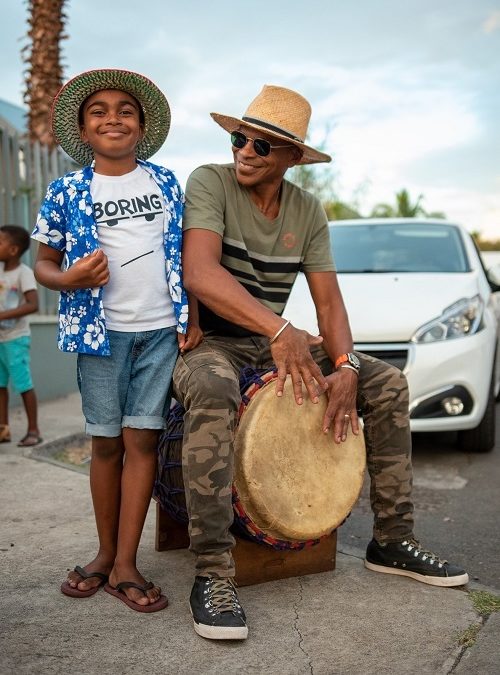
left=270, top=323, right=328, bottom=405
left=322, top=369, right=360, bottom=443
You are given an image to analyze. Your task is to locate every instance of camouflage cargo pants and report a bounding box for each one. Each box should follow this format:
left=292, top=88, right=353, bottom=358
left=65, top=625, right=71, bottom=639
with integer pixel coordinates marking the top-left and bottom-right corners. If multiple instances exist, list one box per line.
left=173, top=333, right=414, bottom=578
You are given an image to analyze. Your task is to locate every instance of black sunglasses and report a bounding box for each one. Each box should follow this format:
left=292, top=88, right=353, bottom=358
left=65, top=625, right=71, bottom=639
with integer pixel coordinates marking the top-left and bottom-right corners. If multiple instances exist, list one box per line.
left=230, top=130, right=293, bottom=157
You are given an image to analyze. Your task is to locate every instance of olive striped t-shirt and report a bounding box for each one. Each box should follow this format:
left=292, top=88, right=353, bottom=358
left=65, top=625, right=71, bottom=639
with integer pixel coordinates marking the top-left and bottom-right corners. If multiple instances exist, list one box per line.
left=183, top=164, right=335, bottom=337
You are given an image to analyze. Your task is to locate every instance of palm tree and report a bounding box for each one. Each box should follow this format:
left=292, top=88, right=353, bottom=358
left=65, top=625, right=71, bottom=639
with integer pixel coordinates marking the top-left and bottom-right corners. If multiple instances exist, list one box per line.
left=371, top=189, right=446, bottom=219
left=22, top=0, right=68, bottom=147
left=371, top=189, right=424, bottom=217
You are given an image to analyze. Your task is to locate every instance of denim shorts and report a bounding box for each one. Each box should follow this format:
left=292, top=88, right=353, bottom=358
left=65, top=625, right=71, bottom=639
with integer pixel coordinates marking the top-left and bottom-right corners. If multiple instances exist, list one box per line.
left=77, top=327, right=178, bottom=437
left=0, top=336, right=33, bottom=393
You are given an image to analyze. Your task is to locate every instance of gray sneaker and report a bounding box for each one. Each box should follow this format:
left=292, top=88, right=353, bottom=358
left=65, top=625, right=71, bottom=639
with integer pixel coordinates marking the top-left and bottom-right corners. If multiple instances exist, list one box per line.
left=190, top=576, right=248, bottom=640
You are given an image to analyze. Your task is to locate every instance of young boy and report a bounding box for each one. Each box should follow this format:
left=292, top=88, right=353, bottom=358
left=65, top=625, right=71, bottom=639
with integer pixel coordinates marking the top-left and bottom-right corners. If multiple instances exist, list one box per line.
left=0, top=225, right=41, bottom=446
left=32, top=69, right=201, bottom=612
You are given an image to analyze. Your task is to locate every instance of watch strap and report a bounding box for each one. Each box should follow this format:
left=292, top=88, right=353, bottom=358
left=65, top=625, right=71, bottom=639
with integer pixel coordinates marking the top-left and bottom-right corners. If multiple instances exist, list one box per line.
left=334, top=353, right=349, bottom=369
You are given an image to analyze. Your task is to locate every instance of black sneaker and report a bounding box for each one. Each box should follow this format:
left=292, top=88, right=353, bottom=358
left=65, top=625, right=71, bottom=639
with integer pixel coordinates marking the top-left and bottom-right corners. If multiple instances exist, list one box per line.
left=190, top=576, right=248, bottom=640
left=365, top=538, right=469, bottom=587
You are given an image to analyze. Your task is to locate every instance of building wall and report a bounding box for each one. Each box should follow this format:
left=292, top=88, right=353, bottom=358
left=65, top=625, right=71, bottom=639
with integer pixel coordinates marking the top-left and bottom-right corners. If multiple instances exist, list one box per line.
left=1, top=103, right=81, bottom=407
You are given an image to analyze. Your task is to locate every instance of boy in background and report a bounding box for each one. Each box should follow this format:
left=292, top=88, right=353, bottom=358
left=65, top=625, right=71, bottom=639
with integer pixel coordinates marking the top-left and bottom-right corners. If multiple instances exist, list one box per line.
left=0, top=224, right=41, bottom=446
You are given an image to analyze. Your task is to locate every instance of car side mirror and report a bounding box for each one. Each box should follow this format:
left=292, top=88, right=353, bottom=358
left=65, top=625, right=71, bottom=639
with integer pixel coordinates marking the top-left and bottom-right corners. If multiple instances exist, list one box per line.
left=486, top=263, right=500, bottom=292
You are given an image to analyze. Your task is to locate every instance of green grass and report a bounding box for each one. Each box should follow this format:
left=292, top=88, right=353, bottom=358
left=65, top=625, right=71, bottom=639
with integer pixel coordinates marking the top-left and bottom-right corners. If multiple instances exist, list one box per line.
left=469, top=590, right=500, bottom=616
left=456, top=591, right=500, bottom=648
left=457, top=623, right=481, bottom=648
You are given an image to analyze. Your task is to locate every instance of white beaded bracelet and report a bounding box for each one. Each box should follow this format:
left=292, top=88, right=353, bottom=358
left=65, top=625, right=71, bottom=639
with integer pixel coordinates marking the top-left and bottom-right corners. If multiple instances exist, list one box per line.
left=269, top=320, right=291, bottom=344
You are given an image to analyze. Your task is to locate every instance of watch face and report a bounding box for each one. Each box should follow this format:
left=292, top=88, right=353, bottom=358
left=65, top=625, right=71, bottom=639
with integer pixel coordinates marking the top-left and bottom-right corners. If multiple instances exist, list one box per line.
left=348, top=353, right=361, bottom=369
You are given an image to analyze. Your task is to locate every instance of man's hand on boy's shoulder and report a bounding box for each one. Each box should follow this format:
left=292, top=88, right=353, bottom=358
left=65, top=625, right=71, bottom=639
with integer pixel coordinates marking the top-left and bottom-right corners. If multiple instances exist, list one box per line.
left=65, top=249, right=109, bottom=289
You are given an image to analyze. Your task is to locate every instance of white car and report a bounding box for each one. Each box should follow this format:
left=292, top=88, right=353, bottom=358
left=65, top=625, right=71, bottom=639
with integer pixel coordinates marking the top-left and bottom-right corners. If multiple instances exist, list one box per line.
left=285, top=218, right=500, bottom=453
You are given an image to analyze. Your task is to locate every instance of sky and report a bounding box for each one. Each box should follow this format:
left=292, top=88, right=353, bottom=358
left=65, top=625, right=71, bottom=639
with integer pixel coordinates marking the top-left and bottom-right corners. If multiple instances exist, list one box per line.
left=1, top=0, right=499, bottom=239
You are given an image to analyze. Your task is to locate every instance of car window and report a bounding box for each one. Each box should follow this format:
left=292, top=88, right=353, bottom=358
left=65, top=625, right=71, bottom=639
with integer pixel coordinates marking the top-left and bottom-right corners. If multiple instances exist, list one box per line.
left=330, top=223, right=470, bottom=273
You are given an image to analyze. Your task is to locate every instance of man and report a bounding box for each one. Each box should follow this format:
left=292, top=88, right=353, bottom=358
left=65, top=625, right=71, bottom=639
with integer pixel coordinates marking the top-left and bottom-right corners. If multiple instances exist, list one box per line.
left=175, top=84, right=468, bottom=641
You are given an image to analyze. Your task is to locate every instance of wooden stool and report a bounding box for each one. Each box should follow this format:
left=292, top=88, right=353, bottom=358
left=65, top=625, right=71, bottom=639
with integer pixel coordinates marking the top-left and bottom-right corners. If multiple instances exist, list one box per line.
left=155, top=502, right=336, bottom=587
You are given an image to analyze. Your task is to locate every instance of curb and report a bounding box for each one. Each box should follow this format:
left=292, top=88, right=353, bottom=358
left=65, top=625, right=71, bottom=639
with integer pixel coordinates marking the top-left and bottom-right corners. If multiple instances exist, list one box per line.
left=26, top=431, right=90, bottom=475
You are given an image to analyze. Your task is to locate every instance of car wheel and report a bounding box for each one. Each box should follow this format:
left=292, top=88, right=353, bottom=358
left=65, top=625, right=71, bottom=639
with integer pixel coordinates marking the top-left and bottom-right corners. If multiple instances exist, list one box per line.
left=457, top=377, right=496, bottom=453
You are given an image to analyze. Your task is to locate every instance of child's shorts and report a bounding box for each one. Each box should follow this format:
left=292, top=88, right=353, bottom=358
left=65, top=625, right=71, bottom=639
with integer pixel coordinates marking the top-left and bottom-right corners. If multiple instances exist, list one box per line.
left=0, top=336, right=33, bottom=393
left=77, top=327, right=178, bottom=437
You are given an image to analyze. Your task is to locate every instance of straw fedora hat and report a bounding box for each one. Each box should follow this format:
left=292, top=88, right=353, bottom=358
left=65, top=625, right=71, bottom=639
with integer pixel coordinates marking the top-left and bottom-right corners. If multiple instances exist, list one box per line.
left=51, top=69, right=171, bottom=166
left=211, top=85, right=331, bottom=165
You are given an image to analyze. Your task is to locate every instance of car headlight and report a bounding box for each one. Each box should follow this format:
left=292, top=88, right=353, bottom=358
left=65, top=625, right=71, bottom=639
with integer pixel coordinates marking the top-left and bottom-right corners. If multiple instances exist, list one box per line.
left=411, top=295, right=484, bottom=343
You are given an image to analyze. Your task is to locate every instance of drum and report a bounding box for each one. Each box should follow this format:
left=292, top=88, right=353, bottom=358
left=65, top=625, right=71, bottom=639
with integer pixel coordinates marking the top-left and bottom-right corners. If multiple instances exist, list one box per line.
left=154, top=367, right=366, bottom=550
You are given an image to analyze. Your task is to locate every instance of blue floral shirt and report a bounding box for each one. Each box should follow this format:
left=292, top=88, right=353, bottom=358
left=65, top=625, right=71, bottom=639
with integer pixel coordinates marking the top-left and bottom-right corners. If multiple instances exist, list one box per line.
left=32, top=160, right=188, bottom=356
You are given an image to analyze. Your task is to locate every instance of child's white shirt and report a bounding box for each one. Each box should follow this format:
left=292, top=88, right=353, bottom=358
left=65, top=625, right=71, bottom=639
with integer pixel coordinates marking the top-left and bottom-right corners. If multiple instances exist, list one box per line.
left=0, top=262, right=36, bottom=342
left=91, top=165, right=176, bottom=331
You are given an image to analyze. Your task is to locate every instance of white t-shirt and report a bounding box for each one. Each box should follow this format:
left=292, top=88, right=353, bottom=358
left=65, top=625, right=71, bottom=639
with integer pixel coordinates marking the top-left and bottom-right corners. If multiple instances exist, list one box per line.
left=0, top=262, right=37, bottom=342
left=91, top=165, right=175, bottom=331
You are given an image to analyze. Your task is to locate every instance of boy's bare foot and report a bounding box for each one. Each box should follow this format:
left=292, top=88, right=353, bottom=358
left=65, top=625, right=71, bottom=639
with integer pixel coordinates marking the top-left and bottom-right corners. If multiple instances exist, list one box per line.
left=65, top=553, right=114, bottom=593
left=108, top=564, right=163, bottom=607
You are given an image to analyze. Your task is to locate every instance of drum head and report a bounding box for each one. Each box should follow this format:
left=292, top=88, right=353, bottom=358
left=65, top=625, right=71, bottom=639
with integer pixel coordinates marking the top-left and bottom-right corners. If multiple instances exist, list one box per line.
left=234, top=378, right=366, bottom=541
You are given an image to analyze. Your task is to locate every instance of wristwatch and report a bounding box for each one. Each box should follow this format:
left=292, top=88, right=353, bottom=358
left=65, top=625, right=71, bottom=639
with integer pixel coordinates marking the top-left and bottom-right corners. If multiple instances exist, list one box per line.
left=335, top=352, right=361, bottom=373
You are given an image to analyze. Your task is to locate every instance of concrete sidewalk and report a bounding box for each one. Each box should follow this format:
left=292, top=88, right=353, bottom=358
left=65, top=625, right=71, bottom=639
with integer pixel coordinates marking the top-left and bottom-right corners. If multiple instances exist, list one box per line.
left=0, top=394, right=498, bottom=674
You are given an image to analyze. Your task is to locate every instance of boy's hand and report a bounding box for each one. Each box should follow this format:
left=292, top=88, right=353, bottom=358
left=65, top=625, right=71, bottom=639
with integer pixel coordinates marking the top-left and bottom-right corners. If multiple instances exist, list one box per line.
left=65, top=249, right=110, bottom=289
left=178, top=324, right=204, bottom=354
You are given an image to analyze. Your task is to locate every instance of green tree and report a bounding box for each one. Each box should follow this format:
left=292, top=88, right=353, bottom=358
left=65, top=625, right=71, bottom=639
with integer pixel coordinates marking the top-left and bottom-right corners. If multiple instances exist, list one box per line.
left=288, top=157, right=336, bottom=203
left=371, top=189, right=423, bottom=217
left=324, top=200, right=361, bottom=220
left=288, top=131, right=362, bottom=220
left=289, top=163, right=362, bottom=220
left=371, top=189, right=446, bottom=219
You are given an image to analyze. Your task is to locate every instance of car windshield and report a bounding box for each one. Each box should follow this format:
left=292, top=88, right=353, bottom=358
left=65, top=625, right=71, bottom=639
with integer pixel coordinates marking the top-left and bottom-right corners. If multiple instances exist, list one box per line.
left=330, top=223, right=469, bottom=273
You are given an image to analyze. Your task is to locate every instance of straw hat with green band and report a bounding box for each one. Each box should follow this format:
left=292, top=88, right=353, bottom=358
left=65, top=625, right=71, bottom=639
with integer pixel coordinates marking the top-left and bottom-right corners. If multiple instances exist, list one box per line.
left=51, top=69, right=171, bottom=166
left=211, top=84, right=331, bottom=165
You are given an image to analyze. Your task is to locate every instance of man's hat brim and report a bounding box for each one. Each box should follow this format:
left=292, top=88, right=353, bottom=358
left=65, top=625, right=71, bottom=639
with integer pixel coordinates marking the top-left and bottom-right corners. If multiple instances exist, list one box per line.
left=210, top=113, right=331, bottom=165
left=51, top=69, right=171, bottom=166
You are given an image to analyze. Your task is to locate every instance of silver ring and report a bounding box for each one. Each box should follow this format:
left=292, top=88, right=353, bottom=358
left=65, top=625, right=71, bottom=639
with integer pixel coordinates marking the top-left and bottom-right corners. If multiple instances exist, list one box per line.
left=344, top=414, right=350, bottom=419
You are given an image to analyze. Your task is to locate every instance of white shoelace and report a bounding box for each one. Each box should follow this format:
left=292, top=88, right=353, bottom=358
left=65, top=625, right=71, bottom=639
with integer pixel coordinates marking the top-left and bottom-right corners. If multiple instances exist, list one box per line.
left=402, top=539, right=447, bottom=568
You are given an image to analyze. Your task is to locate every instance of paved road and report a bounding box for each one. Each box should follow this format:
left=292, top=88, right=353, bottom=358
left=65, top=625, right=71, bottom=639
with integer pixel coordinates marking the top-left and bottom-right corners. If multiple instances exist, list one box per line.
left=338, top=400, right=500, bottom=590
left=19, top=389, right=500, bottom=592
